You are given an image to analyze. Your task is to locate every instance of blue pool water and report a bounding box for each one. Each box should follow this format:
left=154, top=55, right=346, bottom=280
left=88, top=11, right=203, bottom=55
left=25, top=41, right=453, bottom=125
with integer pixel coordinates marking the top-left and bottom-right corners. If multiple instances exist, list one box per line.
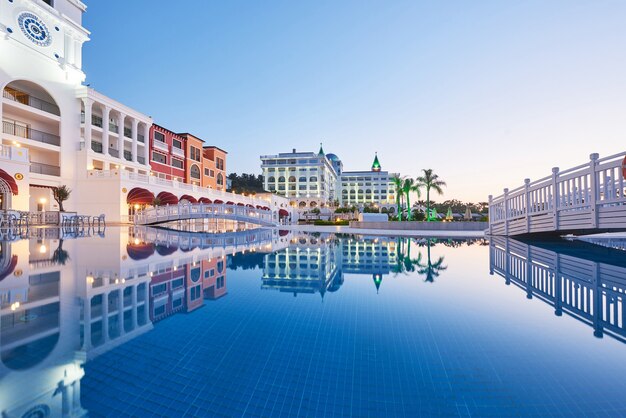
left=1, top=227, right=626, bottom=417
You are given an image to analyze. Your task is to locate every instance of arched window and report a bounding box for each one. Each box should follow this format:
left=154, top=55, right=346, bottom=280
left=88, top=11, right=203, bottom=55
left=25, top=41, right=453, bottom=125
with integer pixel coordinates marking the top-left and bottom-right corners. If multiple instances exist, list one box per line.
left=310, top=201, right=317, bottom=207
left=288, top=176, right=296, bottom=182
left=299, top=201, right=307, bottom=207
left=217, top=173, right=224, bottom=185
left=190, top=164, right=200, bottom=179
left=278, top=176, right=285, bottom=182
left=365, top=189, right=372, bottom=194
left=309, top=176, right=317, bottom=182
left=268, top=176, right=275, bottom=182
left=299, top=176, right=306, bottom=182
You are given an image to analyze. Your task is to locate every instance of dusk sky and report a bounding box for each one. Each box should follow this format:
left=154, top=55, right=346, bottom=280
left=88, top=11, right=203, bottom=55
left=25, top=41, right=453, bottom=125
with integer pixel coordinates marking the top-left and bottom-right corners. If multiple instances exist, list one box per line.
left=83, top=0, right=626, bottom=202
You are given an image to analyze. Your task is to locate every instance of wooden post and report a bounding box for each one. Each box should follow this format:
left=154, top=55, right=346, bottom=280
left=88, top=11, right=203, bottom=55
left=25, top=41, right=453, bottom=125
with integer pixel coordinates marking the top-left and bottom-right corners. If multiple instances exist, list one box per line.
left=488, top=194, right=493, bottom=235
left=551, top=167, right=559, bottom=231
left=524, top=178, right=531, bottom=234
left=503, top=188, right=509, bottom=236
left=589, top=153, right=599, bottom=229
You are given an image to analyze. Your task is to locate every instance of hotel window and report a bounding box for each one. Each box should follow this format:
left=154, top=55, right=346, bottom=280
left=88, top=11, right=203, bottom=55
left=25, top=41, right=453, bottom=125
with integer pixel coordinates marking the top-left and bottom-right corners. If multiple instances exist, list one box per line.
left=172, top=298, right=183, bottom=309
left=209, top=169, right=215, bottom=177
left=278, top=176, right=285, bottom=182
left=309, top=176, right=317, bottom=182
left=217, top=173, right=224, bottom=186
left=288, top=176, right=296, bottom=182
left=171, top=158, right=183, bottom=169
left=172, top=278, right=184, bottom=289
left=268, top=176, right=276, bottom=183
left=190, top=146, right=201, bottom=161
left=217, top=276, right=225, bottom=289
left=152, top=283, right=167, bottom=296
left=152, top=152, right=167, bottom=164
left=216, top=157, right=224, bottom=170
left=204, top=168, right=210, bottom=176
left=191, top=285, right=201, bottom=301
left=299, top=176, right=306, bottom=182
left=154, top=131, right=165, bottom=143
left=172, top=139, right=182, bottom=149
left=190, top=164, right=201, bottom=179
left=154, top=305, right=166, bottom=317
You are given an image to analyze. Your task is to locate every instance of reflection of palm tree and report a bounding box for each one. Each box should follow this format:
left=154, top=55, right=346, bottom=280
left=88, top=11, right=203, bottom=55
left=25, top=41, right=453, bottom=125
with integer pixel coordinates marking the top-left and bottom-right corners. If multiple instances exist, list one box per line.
left=416, top=239, right=447, bottom=283
left=52, top=239, right=70, bottom=265
left=392, top=237, right=422, bottom=275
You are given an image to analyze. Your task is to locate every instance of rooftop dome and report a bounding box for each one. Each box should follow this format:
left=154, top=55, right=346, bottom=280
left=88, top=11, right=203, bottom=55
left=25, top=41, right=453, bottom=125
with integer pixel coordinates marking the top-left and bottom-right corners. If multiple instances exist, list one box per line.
left=326, top=153, right=340, bottom=162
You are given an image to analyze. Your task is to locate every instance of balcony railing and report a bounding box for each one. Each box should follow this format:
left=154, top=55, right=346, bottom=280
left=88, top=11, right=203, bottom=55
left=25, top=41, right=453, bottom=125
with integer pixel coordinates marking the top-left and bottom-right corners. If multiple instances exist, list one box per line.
left=137, top=156, right=145, bottom=164
left=153, top=140, right=168, bottom=151
left=109, top=124, right=119, bottom=134
left=2, top=120, right=60, bottom=146
left=138, top=133, right=145, bottom=143
left=30, top=162, right=60, bottom=176
left=3, top=87, right=60, bottom=116
left=124, top=150, right=132, bottom=161
left=109, top=148, right=119, bottom=158
left=172, top=146, right=185, bottom=157
left=91, top=141, right=103, bottom=153
left=124, top=127, right=132, bottom=138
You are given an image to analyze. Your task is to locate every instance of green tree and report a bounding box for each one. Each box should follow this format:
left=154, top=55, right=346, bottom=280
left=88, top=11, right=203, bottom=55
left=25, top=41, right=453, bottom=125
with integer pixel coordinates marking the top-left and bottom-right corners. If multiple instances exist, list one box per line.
left=416, top=239, right=447, bottom=282
left=391, top=175, right=405, bottom=220
left=53, top=185, right=71, bottom=212
left=402, top=178, right=421, bottom=221
left=416, top=169, right=446, bottom=222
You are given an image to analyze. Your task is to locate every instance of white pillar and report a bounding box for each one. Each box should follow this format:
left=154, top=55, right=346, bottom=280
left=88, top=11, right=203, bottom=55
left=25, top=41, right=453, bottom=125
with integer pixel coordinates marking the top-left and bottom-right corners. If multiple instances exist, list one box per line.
left=118, top=288, right=125, bottom=335
left=131, top=119, right=139, bottom=163
left=117, top=113, right=125, bottom=159
left=102, top=292, right=109, bottom=342
left=101, top=106, right=110, bottom=155
left=143, top=124, right=150, bottom=165
left=83, top=296, right=92, bottom=350
left=132, top=284, right=138, bottom=329
left=83, top=98, right=92, bottom=152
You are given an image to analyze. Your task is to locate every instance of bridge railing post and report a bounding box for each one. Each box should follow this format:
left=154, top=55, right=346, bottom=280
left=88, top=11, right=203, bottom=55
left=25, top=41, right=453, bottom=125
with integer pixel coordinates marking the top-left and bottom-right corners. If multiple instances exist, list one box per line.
left=524, top=178, right=531, bottom=233
left=589, top=153, right=599, bottom=229
left=503, top=188, right=510, bottom=236
left=488, top=195, right=493, bottom=235
left=551, top=167, right=559, bottom=230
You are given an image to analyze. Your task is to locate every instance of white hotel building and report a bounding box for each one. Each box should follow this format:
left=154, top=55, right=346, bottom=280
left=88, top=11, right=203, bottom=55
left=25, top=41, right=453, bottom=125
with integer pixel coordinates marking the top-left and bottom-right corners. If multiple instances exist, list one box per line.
left=261, top=146, right=397, bottom=210
left=0, top=0, right=291, bottom=222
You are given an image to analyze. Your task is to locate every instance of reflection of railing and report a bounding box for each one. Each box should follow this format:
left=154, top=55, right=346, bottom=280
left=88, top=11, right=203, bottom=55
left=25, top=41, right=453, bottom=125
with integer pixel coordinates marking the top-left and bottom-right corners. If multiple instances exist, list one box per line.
left=3, top=87, right=60, bottom=116
left=2, top=120, right=60, bottom=146
left=134, top=203, right=275, bottom=227
left=490, top=236, right=626, bottom=342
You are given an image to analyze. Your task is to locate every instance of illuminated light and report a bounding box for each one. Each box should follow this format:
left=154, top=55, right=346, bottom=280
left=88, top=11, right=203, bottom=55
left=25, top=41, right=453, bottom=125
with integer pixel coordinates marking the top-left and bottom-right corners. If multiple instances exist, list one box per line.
left=121, top=278, right=126, bottom=283
left=87, top=164, right=94, bottom=170
left=149, top=272, right=153, bottom=277
left=173, top=266, right=177, bottom=271
left=39, top=244, right=47, bottom=253
left=134, top=204, right=140, bottom=210
left=134, top=238, right=140, bottom=245
left=10, top=301, right=20, bottom=311
left=115, top=278, right=119, bottom=284
left=15, top=143, right=21, bottom=147
left=39, top=197, right=47, bottom=204
left=86, top=275, right=94, bottom=284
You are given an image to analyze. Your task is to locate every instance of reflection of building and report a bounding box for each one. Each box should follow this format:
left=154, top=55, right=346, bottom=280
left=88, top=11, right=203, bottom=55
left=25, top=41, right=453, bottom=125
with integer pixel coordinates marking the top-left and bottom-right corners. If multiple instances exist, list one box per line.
left=261, top=234, right=398, bottom=297
left=260, top=146, right=396, bottom=210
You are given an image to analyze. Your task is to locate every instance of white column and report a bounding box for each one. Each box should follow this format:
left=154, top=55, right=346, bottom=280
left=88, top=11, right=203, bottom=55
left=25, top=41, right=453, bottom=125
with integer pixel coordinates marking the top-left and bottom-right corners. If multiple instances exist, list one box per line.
left=132, top=284, right=138, bottom=329
left=117, top=113, right=125, bottom=159
left=101, top=106, right=110, bottom=155
left=83, top=297, right=92, bottom=350
left=143, top=124, right=150, bottom=165
left=83, top=98, right=92, bottom=152
left=131, top=119, right=139, bottom=163
left=102, top=292, right=109, bottom=342
left=118, top=288, right=125, bottom=335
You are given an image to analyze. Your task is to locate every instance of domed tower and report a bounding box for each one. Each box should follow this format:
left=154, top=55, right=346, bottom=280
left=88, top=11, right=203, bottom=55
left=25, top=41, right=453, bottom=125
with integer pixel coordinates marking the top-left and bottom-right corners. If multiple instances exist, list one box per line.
left=326, top=153, right=342, bottom=176
left=371, top=152, right=382, bottom=172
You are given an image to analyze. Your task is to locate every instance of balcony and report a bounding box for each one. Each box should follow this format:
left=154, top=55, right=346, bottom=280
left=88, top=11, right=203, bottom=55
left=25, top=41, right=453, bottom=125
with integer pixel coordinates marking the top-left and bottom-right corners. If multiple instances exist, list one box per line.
left=30, top=162, right=60, bottom=176
left=109, top=148, right=119, bottom=158
left=124, top=150, right=133, bottom=161
left=153, top=140, right=168, bottom=152
left=124, top=127, right=132, bottom=138
left=138, top=133, right=145, bottom=143
left=3, top=87, right=60, bottom=116
left=2, top=120, right=60, bottom=146
left=109, top=124, right=119, bottom=134
left=137, top=156, right=145, bottom=164
left=91, top=141, right=103, bottom=153
left=172, top=146, right=185, bottom=157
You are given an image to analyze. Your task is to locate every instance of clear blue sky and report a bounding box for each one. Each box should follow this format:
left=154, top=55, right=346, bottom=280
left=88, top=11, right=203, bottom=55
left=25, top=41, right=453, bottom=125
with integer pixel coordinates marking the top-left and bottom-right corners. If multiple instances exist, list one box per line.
left=83, top=0, right=626, bottom=202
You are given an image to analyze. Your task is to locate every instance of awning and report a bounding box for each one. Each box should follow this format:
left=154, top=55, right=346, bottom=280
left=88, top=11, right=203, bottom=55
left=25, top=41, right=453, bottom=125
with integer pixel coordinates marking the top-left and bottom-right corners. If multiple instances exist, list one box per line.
left=157, top=191, right=178, bottom=205
left=279, top=230, right=289, bottom=237
left=179, top=194, right=197, bottom=203
left=237, top=202, right=245, bottom=206
left=226, top=201, right=234, bottom=205
left=0, top=255, right=18, bottom=281
left=126, top=243, right=154, bottom=260
left=256, top=205, right=263, bottom=209
left=127, top=187, right=155, bottom=205
left=0, top=169, right=18, bottom=195
left=155, top=244, right=178, bottom=256
left=199, top=197, right=212, bottom=204
left=246, top=204, right=254, bottom=208
left=279, top=209, right=289, bottom=217
left=214, top=199, right=224, bottom=204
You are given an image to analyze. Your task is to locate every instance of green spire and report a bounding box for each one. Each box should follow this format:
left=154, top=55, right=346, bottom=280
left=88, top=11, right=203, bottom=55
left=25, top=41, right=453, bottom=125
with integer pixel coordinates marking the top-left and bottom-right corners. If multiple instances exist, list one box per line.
left=318, top=142, right=325, bottom=156
left=372, top=152, right=381, bottom=172
left=373, top=274, right=383, bottom=293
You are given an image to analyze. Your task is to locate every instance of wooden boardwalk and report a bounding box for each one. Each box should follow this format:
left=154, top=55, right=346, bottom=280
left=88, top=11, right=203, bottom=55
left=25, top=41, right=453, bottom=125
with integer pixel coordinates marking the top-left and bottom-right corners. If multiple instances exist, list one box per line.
left=488, top=152, right=626, bottom=236
left=133, top=203, right=276, bottom=227
left=490, top=236, right=626, bottom=342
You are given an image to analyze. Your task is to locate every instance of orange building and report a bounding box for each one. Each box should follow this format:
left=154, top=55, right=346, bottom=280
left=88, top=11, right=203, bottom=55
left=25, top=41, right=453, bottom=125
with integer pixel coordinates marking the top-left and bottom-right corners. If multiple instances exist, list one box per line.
left=202, top=146, right=227, bottom=191
left=178, top=133, right=204, bottom=186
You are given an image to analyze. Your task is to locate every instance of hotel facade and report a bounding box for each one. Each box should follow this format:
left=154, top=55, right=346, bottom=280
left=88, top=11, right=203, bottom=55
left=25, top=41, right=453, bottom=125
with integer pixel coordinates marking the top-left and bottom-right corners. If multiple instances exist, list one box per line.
left=0, top=0, right=290, bottom=223
left=261, top=146, right=397, bottom=210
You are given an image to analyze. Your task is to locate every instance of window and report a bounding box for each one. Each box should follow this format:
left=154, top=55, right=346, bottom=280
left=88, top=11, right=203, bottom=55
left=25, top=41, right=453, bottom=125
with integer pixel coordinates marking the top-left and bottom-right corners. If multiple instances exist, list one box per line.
left=172, top=139, right=182, bottom=149
left=152, top=283, right=166, bottom=295
left=217, top=276, right=225, bottom=289
left=216, top=157, right=224, bottom=170
left=217, top=173, right=224, bottom=186
left=210, top=169, right=215, bottom=177
left=171, top=158, right=183, bottom=169
left=172, top=278, right=184, bottom=289
left=154, top=305, right=166, bottom=316
left=172, top=298, right=183, bottom=309
left=299, top=176, right=306, bottom=182
left=152, top=152, right=166, bottom=164
left=268, top=176, right=276, bottom=183
left=309, top=176, right=317, bottom=182
left=154, top=131, right=165, bottom=143
left=204, top=168, right=210, bottom=176
left=191, top=285, right=201, bottom=301
left=190, top=164, right=201, bottom=179
left=288, top=176, right=296, bottom=182
left=190, top=146, right=201, bottom=161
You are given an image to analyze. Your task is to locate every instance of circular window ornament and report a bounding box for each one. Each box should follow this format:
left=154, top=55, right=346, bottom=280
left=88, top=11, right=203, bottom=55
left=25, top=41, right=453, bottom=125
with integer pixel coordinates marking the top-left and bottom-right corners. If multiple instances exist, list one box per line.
left=17, top=12, right=52, bottom=47
left=14, top=173, right=24, bottom=180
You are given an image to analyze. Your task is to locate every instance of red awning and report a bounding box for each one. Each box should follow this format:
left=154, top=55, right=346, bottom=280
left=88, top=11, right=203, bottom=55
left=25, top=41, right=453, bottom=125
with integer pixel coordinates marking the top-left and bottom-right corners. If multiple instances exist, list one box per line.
left=256, top=205, right=263, bottom=209
left=157, top=191, right=178, bottom=205
left=279, top=209, right=289, bottom=217
left=126, top=243, right=154, bottom=260
left=180, top=194, right=197, bottom=203
left=279, top=230, right=289, bottom=237
left=0, top=169, right=18, bottom=195
left=226, top=201, right=234, bottom=205
left=214, top=199, right=224, bottom=204
left=0, top=255, right=18, bottom=281
left=155, top=244, right=178, bottom=256
left=237, top=202, right=245, bottom=207
left=199, top=197, right=212, bottom=204
left=127, top=187, right=155, bottom=205
left=246, top=204, right=254, bottom=208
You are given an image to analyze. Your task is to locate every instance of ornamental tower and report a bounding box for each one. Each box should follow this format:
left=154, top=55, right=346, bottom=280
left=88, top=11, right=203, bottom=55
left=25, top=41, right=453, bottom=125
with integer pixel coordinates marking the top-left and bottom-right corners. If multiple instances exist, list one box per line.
left=371, top=152, right=381, bottom=172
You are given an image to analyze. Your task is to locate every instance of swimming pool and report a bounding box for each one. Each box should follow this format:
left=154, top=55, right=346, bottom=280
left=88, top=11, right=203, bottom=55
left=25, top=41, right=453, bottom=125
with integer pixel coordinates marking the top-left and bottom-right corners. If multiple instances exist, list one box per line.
left=1, top=227, right=625, bottom=417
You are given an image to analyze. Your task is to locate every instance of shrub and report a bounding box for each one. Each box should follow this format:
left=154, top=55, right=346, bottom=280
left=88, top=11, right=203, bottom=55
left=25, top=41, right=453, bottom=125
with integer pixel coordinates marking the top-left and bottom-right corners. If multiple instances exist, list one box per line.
left=314, top=220, right=349, bottom=226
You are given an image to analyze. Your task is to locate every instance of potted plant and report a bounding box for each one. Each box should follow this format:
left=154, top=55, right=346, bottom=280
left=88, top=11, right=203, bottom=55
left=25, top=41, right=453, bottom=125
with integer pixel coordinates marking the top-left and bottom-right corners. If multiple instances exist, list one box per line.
left=53, top=185, right=71, bottom=212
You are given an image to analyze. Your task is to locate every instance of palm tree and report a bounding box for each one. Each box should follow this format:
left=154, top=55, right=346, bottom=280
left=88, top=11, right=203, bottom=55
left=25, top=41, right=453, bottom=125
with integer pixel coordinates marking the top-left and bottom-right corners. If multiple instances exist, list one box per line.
left=416, top=169, right=446, bottom=221
left=391, top=175, right=405, bottom=220
left=53, top=185, right=71, bottom=212
left=402, top=178, right=421, bottom=221
left=416, top=238, right=447, bottom=282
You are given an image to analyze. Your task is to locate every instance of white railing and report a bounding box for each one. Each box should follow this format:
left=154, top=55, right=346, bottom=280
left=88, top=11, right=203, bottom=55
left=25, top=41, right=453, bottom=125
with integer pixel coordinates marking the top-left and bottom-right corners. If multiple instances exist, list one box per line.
left=134, top=202, right=275, bottom=226
left=489, top=151, right=626, bottom=235
left=0, top=144, right=29, bottom=162
left=172, top=146, right=185, bottom=157
left=86, top=169, right=273, bottom=207
left=153, top=140, right=168, bottom=152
